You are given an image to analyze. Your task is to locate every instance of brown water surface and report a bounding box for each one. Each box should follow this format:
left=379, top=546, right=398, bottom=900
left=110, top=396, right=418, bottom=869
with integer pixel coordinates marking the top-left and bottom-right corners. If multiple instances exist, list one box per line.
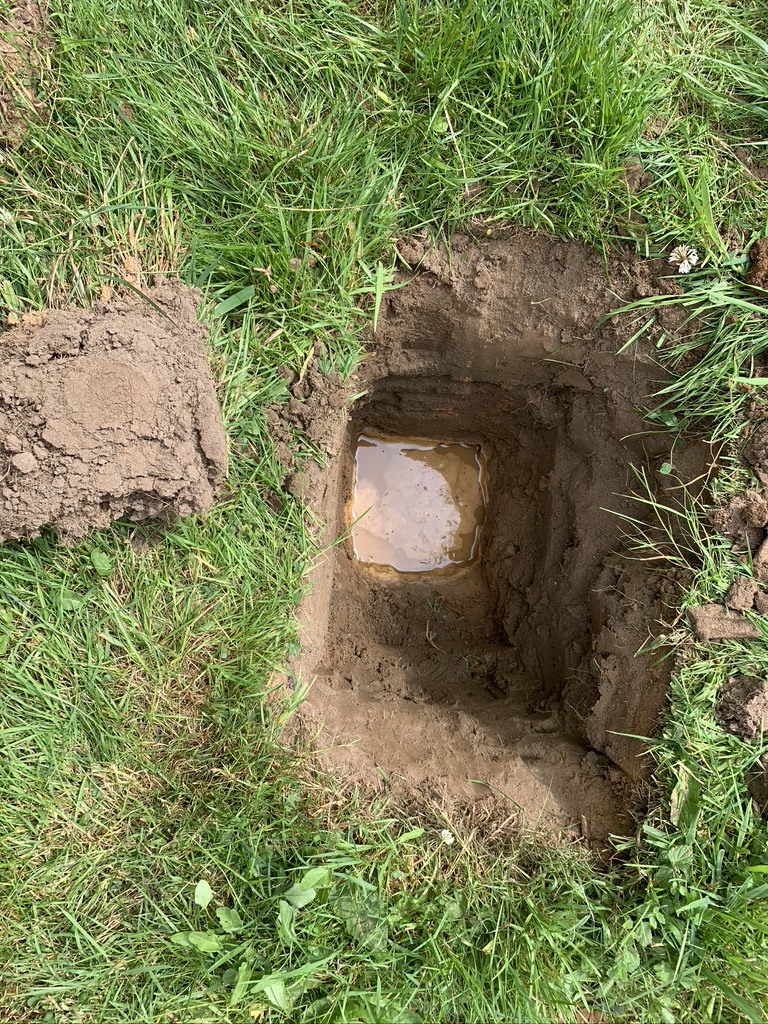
left=351, top=433, right=486, bottom=572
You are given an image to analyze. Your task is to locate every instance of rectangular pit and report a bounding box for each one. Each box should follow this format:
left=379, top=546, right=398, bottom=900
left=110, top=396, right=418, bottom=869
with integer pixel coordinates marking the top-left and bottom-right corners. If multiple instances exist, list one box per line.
left=290, top=233, right=691, bottom=840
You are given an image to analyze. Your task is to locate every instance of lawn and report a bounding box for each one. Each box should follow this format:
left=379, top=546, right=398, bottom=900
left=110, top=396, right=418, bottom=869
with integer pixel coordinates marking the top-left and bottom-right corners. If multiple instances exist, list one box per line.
left=1, top=0, right=768, bottom=1021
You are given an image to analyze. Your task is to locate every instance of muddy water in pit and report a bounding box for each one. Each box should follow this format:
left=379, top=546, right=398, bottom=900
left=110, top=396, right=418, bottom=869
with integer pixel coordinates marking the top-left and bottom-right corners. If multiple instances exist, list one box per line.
left=350, top=433, right=487, bottom=572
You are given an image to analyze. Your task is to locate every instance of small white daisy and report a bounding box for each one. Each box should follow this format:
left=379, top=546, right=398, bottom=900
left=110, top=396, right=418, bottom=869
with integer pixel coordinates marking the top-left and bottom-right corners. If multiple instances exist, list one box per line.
left=668, top=244, right=699, bottom=274
left=440, top=828, right=455, bottom=845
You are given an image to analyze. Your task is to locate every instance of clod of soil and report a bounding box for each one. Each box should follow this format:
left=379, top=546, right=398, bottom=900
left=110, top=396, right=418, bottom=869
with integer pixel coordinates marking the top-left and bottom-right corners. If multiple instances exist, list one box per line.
left=711, top=488, right=768, bottom=556
left=717, top=675, right=768, bottom=740
left=745, top=427, right=768, bottom=489
left=687, top=605, right=760, bottom=642
left=0, top=280, right=227, bottom=542
left=725, top=577, right=760, bottom=612
left=716, top=676, right=768, bottom=812
left=286, top=231, right=707, bottom=841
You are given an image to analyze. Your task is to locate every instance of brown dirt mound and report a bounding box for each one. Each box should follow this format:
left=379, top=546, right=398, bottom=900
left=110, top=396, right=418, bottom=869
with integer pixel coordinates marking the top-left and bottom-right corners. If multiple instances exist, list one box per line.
left=747, top=238, right=768, bottom=290
left=1, top=0, right=46, bottom=147
left=279, top=230, right=707, bottom=843
left=712, top=489, right=768, bottom=538
left=0, top=280, right=227, bottom=542
left=717, top=675, right=768, bottom=741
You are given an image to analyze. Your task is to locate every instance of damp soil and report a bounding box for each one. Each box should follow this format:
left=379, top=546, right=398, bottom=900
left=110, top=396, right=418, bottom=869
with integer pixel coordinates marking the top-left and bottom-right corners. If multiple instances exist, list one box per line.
left=0, top=280, right=227, bottom=542
left=280, top=230, right=708, bottom=842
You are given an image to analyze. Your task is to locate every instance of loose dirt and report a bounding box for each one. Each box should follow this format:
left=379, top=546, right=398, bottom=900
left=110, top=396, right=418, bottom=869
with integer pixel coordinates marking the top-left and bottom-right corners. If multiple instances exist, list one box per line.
left=0, top=280, right=227, bottom=542
left=725, top=576, right=760, bottom=612
left=279, top=230, right=708, bottom=841
left=687, top=605, right=760, bottom=642
left=747, top=238, right=768, bottom=290
left=0, top=0, right=46, bottom=147
left=716, top=675, right=768, bottom=812
left=712, top=488, right=768, bottom=559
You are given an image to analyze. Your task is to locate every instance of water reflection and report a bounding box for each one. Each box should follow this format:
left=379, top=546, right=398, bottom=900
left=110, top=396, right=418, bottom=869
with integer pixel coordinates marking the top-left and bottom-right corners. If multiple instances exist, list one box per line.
left=351, top=433, right=486, bottom=572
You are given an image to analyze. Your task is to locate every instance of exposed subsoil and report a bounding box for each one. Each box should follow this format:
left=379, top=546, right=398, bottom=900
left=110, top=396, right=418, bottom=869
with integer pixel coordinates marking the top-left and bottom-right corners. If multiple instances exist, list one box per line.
left=278, top=230, right=711, bottom=842
left=0, top=0, right=46, bottom=147
left=0, top=280, right=227, bottom=541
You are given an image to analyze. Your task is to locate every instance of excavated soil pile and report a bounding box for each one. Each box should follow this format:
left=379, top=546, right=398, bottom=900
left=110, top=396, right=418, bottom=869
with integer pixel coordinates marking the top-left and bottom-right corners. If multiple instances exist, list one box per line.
left=290, top=231, right=705, bottom=842
left=0, top=280, right=227, bottom=542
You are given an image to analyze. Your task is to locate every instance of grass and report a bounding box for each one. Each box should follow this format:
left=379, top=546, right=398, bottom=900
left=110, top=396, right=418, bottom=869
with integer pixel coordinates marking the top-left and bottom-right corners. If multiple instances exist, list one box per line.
left=609, top=274, right=768, bottom=442
left=2, top=0, right=768, bottom=1020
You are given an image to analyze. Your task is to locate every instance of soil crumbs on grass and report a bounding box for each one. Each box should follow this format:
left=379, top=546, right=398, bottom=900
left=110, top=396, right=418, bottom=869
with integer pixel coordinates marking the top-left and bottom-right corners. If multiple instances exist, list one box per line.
left=0, top=279, right=227, bottom=542
left=0, top=0, right=46, bottom=147
left=279, top=231, right=708, bottom=843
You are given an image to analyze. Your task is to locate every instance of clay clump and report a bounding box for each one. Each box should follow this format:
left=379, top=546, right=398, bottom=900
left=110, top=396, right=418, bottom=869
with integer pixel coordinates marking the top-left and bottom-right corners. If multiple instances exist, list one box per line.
left=687, top=605, right=760, bottom=642
left=0, top=280, right=227, bottom=542
left=286, top=231, right=709, bottom=841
